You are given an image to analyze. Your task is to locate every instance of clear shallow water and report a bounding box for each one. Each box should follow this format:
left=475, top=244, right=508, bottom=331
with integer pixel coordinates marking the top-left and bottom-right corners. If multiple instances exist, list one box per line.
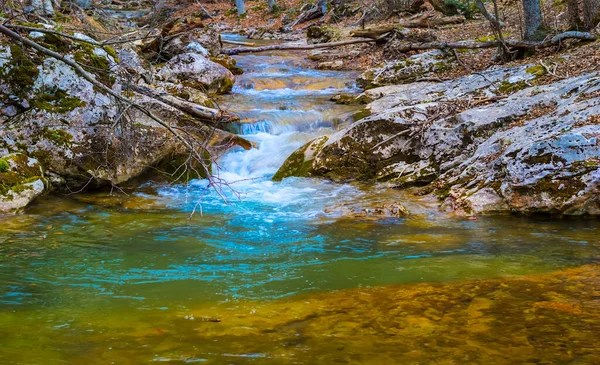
left=1, top=45, right=600, bottom=364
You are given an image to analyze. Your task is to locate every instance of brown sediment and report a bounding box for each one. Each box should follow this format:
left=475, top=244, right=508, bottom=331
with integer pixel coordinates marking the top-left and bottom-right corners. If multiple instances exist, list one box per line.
left=176, top=264, right=600, bottom=364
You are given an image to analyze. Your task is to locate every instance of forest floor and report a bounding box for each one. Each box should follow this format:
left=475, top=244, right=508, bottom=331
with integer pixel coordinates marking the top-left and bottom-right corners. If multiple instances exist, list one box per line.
left=187, top=0, right=600, bottom=85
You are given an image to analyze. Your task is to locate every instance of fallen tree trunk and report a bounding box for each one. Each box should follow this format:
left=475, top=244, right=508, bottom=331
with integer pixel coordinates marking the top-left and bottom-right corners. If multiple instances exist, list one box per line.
left=2, top=24, right=239, bottom=127
left=0, top=24, right=251, bottom=162
left=349, top=16, right=463, bottom=39
left=225, top=31, right=594, bottom=55
left=399, top=14, right=464, bottom=27
left=350, top=27, right=396, bottom=39
left=287, top=2, right=326, bottom=28
left=132, top=85, right=239, bottom=125
left=392, top=31, right=595, bottom=52
left=223, top=36, right=387, bottom=55
left=5, top=24, right=160, bottom=46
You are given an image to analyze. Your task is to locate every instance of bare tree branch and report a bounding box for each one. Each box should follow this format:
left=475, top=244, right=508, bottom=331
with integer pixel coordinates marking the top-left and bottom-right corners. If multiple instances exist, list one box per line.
left=0, top=23, right=248, bottom=199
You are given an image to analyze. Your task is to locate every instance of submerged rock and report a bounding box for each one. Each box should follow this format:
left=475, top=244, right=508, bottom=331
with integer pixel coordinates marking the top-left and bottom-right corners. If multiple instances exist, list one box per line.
left=276, top=64, right=600, bottom=215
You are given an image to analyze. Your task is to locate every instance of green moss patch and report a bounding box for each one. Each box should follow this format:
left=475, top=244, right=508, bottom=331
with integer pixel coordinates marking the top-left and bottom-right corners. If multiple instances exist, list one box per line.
left=3, top=45, right=40, bottom=97
left=0, top=159, right=9, bottom=173
left=273, top=136, right=328, bottom=181
left=0, top=154, right=44, bottom=200
left=498, top=80, right=530, bottom=94
left=42, top=128, right=73, bottom=147
left=73, top=43, right=115, bottom=86
left=32, top=88, right=86, bottom=114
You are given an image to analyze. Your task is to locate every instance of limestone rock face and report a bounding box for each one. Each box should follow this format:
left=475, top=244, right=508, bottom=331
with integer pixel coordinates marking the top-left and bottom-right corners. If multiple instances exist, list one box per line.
left=158, top=53, right=235, bottom=94
left=275, top=63, right=600, bottom=215
left=0, top=31, right=245, bottom=197
left=0, top=154, right=45, bottom=213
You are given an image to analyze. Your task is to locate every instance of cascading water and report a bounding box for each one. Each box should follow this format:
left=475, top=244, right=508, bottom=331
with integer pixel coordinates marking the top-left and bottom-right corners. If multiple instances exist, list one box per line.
left=157, top=37, right=367, bottom=218
left=216, top=47, right=360, bottom=180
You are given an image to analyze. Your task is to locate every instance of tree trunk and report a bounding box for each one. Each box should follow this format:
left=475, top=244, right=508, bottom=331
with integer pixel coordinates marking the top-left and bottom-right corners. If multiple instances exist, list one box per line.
left=583, top=0, right=600, bottom=30
left=235, top=0, right=245, bottom=16
left=568, top=0, right=582, bottom=29
left=523, top=0, right=546, bottom=40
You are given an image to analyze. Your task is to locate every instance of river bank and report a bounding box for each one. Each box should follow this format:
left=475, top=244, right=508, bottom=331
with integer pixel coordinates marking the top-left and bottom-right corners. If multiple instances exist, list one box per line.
left=2, top=3, right=600, bottom=363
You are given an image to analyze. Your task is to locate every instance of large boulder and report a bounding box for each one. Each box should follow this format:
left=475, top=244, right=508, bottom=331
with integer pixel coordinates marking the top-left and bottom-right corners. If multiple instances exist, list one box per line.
left=0, top=30, right=246, bottom=196
left=158, top=53, right=235, bottom=94
left=307, top=26, right=338, bottom=44
left=275, top=64, right=600, bottom=215
left=161, top=27, right=221, bottom=58
left=141, top=17, right=222, bottom=60
left=0, top=154, right=45, bottom=213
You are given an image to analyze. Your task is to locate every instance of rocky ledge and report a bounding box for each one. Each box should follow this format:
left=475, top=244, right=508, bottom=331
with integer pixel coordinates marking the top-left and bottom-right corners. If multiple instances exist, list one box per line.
left=275, top=62, right=600, bottom=216
left=0, top=20, right=247, bottom=213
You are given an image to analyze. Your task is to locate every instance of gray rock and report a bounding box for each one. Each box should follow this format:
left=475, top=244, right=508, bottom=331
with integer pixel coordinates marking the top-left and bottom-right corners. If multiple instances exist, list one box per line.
left=275, top=64, right=600, bottom=215
left=0, top=32, right=245, bottom=195
left=158, top=53, right=234, bottom=94
left=357, top=50, right=457, bottom=89
left=0, top=154, right=46, bottom=213
left=160, top=28, right=221, bottom=59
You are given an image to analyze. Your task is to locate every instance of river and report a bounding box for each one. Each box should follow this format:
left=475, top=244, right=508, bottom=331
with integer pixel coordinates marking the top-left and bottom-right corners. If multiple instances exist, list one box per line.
left=1, top=40, right=599, bottom=364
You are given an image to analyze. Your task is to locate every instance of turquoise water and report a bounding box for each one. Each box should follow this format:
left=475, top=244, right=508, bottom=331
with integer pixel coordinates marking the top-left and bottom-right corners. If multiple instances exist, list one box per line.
left=1, top=44, right=600, bottom=364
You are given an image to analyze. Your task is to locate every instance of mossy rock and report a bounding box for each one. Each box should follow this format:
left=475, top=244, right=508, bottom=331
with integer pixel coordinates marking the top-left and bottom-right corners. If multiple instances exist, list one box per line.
left=330, top=93, right=372, bottom=106
left=31, top=88, right=86, bottom=114
left=210, top=55, right=243, bottom=75
left=73, top=43, right=116, bottom=87
left=306, top=26, right=339, bottom=44
left=273, top=136, right=329, bottom=181
left=2, top=45, right=40, bottom=98
left=0, top=153, right=45, bottom=211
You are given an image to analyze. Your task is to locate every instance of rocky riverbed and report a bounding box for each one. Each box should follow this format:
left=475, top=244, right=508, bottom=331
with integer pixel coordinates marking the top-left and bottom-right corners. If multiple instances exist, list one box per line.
left=2, top=15, right=600, bottom=218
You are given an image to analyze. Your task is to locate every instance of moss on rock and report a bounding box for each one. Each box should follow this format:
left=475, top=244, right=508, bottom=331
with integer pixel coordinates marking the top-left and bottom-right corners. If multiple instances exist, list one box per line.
left=0, top=159, right=8, bottom=173
left=4, top=45, right=40, bottom=97
left=210, top=55, right=243, bottom=75
left=273, top=136, right=328, bottom=181
left=31, top=88, right=86, bottom=114
left=498, top=80, right=530, bottom=94
left=0, top=153, right=45, bottom=208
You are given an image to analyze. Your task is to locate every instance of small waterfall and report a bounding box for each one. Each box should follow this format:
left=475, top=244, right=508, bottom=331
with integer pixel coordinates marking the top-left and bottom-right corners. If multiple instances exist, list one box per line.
left=216, top=50, right=361, bottom=181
